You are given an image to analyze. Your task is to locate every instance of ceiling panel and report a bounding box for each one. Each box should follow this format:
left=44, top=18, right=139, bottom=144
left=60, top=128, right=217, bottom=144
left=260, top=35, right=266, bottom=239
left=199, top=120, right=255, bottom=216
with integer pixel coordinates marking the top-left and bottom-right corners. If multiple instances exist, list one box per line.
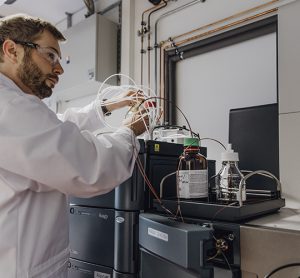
left=0, top=0, right=88, bottom=24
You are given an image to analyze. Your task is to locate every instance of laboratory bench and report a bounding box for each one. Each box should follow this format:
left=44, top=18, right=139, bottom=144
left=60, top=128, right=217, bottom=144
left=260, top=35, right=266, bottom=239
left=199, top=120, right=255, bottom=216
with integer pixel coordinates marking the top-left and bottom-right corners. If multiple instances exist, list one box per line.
left=241, top=207, right=300, bottom=277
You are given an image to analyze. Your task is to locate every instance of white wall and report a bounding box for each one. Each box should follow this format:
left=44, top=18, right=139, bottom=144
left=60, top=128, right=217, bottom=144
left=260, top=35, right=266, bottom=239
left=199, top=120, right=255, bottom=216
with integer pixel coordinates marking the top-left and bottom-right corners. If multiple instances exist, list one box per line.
left=176, top=33, right=277, bottom=167
left=55, top=0, right=120, bottom=32
left=46, top=0, right=121, bottom=114
left=121, top=0, right=300, bottom=208
left=131, top=0, right=279, bottom=87
left=278, top=0, right=300, bottom=209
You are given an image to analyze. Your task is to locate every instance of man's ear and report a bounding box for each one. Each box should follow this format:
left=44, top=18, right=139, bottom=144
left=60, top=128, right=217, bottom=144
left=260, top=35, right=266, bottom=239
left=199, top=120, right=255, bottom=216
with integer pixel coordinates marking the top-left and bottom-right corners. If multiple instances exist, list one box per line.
left=2, top=40, right=20, bottom=64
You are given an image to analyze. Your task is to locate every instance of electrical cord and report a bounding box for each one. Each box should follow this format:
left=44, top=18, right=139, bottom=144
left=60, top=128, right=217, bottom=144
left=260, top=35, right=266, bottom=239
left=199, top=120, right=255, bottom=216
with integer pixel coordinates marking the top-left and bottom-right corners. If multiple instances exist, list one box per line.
left=207, top=249, right=221, bottom=261
left=200, top=137, right=226, bottom=150
left=130, top=134, right=177, bottom=218
left=220, top=250, right=234, bottom=277
left=264, top=263, right=300, bottom=278
left=211, top=202, right=238, bottom=221
left=207, top=232, right=236, bottom=277
left=135, top=95, right=193, bottom=136
left=95, top=74, right=197, bottom=142
left=94, top=74, right=199, bottom=221
left=95, top=74, right=162, bottom=137
left=93, top=73, right=172, bottom=216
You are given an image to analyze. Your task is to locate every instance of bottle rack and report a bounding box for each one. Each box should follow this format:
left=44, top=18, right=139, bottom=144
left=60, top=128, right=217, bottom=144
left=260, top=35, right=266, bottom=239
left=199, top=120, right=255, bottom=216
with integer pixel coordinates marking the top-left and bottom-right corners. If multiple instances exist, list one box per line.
left=154, top=170, right=285, bottom=222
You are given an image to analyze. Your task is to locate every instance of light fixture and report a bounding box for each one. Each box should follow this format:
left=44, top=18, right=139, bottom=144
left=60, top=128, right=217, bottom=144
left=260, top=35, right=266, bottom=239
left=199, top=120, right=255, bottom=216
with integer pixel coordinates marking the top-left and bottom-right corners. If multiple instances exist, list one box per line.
left=2, top=0, right=17, bottom=5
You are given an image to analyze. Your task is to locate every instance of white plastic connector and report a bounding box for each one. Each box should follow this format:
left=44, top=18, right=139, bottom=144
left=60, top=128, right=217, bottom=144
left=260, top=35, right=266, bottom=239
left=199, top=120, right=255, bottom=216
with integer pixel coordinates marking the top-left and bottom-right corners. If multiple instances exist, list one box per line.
left=221, top=143, right=239, bottom=162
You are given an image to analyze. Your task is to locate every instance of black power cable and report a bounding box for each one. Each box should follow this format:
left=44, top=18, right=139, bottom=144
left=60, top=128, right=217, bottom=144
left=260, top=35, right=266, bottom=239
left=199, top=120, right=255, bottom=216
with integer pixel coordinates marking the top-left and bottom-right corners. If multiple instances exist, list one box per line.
left=264, top=263, right=300, bottom=278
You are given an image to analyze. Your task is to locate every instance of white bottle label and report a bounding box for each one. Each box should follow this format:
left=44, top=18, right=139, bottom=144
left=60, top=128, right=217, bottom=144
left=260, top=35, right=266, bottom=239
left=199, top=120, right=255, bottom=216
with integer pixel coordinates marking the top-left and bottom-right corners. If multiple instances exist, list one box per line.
left=178, top=169, right=208, bottom=198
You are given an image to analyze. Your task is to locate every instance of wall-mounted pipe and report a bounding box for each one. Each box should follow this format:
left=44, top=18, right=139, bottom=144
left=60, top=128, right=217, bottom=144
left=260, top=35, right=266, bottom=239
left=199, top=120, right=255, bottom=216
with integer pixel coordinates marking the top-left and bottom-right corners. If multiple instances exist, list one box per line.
left=159, top=8, right=278, bottom=115
left=153, top=0, right=206, bottom=96
left=157, top=0, right=279, bottom=100
left=171, top=0, right=279, bottom=42
left=157, top=0, right=280, bottom=102
left=146, top=1, right=168, bottom=90
left=175, top=9, right=277, bottom=47
left=84, top=0, right=95, bottom=18
left=139, top=2, right=168, bottom=85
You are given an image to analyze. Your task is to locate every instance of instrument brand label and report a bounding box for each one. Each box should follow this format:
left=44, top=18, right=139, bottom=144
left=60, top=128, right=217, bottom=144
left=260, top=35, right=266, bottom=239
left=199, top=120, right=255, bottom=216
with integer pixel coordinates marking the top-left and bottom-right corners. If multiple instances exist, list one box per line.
left=94, top=271, right=110, bottom=278
left=148, top=227, right=168, bottom=242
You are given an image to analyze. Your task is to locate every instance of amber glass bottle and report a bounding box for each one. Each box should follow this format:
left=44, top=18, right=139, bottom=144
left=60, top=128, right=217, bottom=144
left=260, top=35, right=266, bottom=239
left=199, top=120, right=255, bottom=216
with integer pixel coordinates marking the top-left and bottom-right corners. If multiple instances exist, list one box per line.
left=177, top=137, right=208, bottom=199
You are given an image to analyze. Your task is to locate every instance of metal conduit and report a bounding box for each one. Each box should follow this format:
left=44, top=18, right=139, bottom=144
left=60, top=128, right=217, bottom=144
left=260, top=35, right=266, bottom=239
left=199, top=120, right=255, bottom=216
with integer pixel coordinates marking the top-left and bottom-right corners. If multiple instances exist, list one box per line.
left=139, top=2, right=168, bottom=85
left=157, top=0, right=279, bottom=108
left=174, top=9, right=277, bottom=47
left=158, top=9, right=277, bottom=119
left=147, top=1, right=168, bottom=90
left=154, top=0, right=206, bottom=96
left=171, top=0, right=279, bottom=42
left=159, top=8, right=277, bottom=111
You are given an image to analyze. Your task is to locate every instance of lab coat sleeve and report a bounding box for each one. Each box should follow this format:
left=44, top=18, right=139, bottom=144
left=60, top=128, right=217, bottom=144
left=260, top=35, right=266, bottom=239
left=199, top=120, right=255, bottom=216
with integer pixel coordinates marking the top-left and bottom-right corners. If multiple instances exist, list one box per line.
left=56, top=99, right=105, bottom=132
left=0, top=95, right=140, bottom=198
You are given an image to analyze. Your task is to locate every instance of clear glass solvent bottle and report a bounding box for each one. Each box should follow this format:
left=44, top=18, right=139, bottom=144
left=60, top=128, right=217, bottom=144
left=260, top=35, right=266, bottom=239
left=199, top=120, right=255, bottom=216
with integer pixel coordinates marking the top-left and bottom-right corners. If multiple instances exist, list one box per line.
left=177, top=137, right=208, bottom=199
left=215, top=144, right=246, bottom=202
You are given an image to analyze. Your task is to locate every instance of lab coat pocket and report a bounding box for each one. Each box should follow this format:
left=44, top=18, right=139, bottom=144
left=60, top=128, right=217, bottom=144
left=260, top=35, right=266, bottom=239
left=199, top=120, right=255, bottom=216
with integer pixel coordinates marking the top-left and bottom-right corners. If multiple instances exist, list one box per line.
left=27, top=247, right=69, bottom=278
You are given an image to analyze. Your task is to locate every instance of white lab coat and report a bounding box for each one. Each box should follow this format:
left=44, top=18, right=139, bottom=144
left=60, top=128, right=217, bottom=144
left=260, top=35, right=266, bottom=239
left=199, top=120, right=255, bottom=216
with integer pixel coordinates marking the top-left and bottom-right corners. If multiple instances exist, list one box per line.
left=0, top=73, right=139, bottom=278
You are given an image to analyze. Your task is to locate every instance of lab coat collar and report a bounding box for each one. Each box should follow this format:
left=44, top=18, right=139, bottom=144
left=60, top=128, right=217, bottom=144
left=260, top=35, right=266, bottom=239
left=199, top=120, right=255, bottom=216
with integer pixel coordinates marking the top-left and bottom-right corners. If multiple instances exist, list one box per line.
left=0, top=72, right=27, bottom=96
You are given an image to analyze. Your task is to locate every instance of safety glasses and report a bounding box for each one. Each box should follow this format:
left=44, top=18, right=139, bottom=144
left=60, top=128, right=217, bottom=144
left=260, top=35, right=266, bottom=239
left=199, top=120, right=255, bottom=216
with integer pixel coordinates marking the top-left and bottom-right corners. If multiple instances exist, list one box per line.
left=14, top=40, right=61, bottom=67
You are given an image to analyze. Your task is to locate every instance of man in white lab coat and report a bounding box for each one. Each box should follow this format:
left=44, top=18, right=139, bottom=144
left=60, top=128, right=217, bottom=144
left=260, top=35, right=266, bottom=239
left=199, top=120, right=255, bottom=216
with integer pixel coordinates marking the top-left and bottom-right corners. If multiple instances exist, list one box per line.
left=0, top=14, right=147, bottom=278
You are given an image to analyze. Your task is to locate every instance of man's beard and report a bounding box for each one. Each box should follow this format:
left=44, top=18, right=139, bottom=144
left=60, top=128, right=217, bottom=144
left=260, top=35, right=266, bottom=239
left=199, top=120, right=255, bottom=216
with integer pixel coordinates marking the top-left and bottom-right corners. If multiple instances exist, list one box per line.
left=17, top=53, right=55, bottom=99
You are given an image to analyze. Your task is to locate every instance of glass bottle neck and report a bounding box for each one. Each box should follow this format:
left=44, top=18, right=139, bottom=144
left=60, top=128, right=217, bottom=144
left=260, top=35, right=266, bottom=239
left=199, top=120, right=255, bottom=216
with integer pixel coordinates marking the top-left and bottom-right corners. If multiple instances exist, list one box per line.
left=222, top=161, right=239, bottom=165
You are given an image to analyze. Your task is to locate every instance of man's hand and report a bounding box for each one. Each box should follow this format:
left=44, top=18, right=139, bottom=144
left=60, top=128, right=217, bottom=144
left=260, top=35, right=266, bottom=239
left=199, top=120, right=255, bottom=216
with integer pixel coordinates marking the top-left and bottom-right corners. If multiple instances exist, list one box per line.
left=122, top=110, right=149, bottom=136
left=103, top=90, right=145, bottom=113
